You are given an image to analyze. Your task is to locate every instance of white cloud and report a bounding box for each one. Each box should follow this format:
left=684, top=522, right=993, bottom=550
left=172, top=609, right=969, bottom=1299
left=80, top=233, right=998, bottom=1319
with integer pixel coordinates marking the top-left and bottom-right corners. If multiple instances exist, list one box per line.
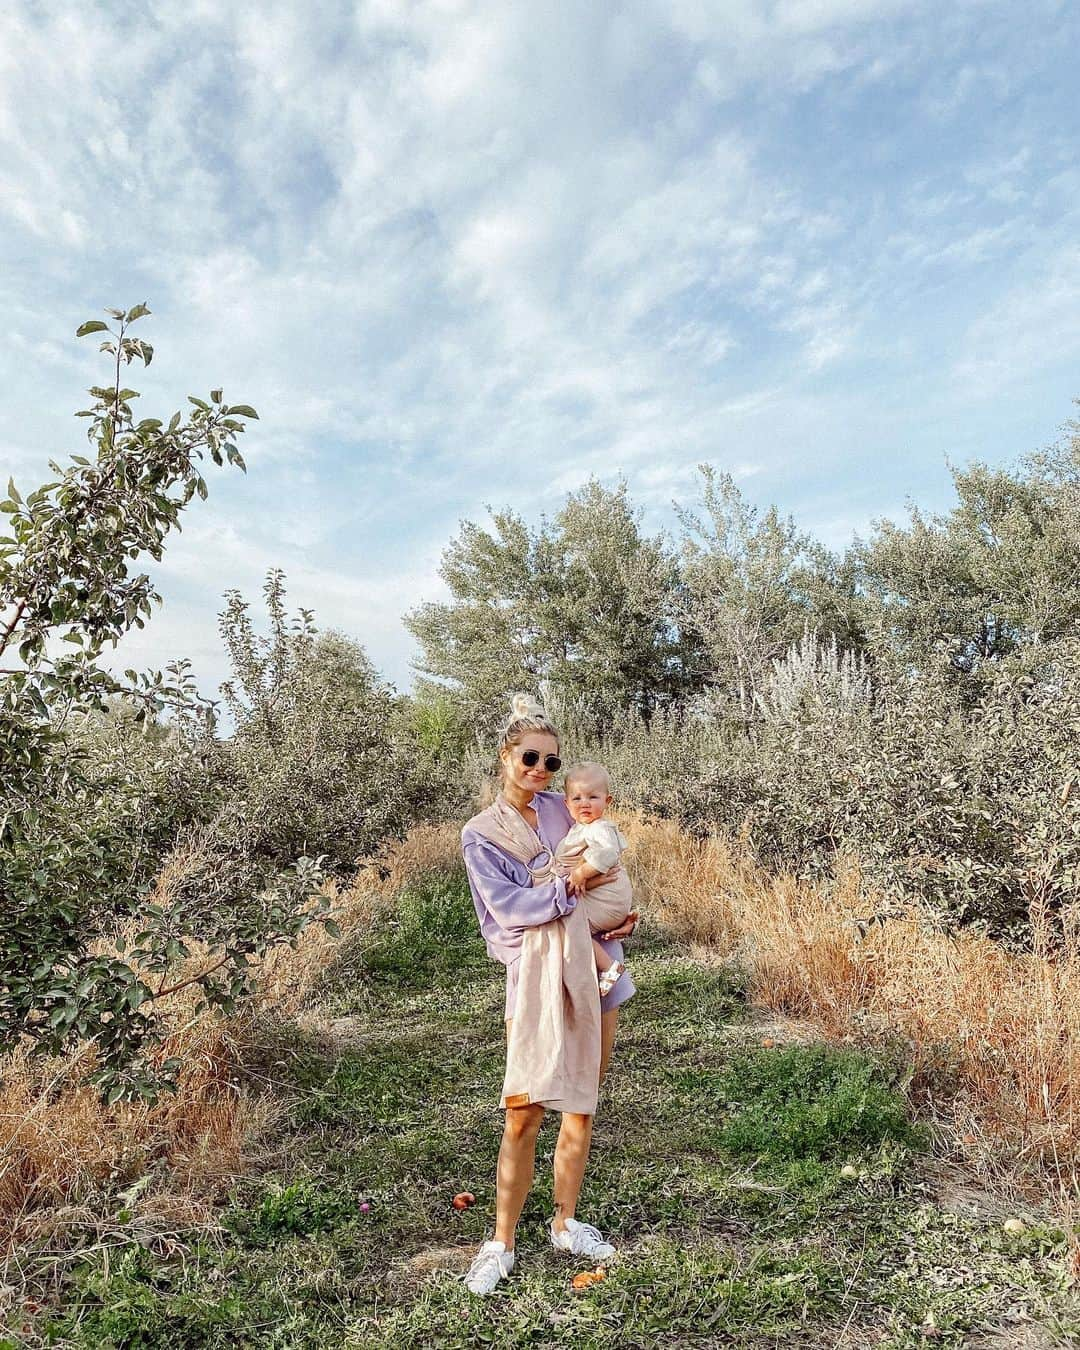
left=1, top=0, right=1078, bottom=695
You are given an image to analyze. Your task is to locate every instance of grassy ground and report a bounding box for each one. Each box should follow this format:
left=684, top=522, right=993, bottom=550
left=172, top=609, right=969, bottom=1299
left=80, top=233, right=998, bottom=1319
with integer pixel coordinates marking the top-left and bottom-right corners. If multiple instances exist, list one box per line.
left=10, top=872, right=1080, bottom=1348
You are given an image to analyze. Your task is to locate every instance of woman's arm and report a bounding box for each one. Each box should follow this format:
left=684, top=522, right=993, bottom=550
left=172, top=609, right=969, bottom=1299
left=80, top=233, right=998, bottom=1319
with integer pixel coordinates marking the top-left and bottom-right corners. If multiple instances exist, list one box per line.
left=463, top=837, right=577, bottom=932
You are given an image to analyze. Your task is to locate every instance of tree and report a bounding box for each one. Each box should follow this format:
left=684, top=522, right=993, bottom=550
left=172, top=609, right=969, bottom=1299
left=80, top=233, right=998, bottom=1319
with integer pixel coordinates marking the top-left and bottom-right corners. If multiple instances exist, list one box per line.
left=677, top=467, right=862, bottom=724
left=0, top=305, right=325, bottom=1101
left=217, top=570, right=409, bottom=866
left=406, top=480, right=688, bottom=731
left=856, top=424, right=1080, bottom=680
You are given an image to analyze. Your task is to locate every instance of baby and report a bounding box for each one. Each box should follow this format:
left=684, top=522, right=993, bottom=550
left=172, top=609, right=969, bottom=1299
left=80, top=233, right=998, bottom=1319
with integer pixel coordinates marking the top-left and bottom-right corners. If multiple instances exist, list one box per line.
left=557, top=761, right=634, bottom=997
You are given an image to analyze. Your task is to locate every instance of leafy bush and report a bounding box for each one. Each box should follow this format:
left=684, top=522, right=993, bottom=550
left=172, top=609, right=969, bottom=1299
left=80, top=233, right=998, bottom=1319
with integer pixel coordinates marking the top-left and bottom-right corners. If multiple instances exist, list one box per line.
left=718, top=1044, right=922, bottom=1161
left=0, top=307, right=328, bottom=1099
left=582, top=629, right=1080, bottom=940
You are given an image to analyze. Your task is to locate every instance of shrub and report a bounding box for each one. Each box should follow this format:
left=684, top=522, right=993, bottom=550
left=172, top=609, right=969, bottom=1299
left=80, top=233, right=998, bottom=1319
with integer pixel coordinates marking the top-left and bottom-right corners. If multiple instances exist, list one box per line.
left=586, top=631, right=1080, bottom=940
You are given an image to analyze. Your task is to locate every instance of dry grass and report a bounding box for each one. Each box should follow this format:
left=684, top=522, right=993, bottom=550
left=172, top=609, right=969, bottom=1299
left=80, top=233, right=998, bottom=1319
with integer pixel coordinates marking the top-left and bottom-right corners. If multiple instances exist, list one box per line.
left=624, top=811, right=1080, bottom=1184
left=0, top=824, right=464, bottom=1266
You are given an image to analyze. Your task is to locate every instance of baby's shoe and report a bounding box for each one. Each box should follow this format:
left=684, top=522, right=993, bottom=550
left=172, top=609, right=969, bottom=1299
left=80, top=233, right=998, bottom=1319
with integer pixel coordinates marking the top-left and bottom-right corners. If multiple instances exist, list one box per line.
left=550, top=1217, right=615, bottom=1261
left=598, top=961, right=624, bottom=998
left=464, top=1239, right=514, bottom=1295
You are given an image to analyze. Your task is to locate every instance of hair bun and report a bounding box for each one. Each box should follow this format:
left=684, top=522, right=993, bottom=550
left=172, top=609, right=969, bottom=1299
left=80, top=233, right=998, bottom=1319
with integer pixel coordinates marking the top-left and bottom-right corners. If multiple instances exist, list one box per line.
left=510, top=692, right=546, bottom=721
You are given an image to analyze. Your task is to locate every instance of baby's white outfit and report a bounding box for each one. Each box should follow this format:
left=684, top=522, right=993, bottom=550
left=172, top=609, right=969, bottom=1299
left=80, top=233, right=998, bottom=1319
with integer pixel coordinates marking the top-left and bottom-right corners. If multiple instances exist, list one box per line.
left=557, top=819, right=633, bottom=937
left=562, top=819, right=627, bottom=873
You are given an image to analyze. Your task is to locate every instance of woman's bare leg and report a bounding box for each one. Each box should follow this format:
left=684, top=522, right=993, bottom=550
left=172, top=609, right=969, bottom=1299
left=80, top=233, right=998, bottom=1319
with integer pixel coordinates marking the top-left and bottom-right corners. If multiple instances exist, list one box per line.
left=493, top=1019, right=545, bottom=1251
left=493, top=1103, right=545, bottom=1249
left=599, top=1006, right=620, bottom=1084
left=552, top=1007, right=622, bottom=1230
left=551, top=1112, right=593, bottom=1232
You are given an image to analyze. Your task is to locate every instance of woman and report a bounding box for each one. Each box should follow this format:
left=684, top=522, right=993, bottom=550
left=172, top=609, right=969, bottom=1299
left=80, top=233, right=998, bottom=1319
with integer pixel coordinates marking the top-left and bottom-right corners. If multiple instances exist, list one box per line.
left=460, top=695, right=638, bottom=1296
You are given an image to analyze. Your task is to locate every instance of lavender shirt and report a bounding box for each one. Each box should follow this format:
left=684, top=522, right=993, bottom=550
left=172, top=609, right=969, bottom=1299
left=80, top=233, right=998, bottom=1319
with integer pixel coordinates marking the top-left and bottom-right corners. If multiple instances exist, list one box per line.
left=461, top=790, right=636, bottom=1018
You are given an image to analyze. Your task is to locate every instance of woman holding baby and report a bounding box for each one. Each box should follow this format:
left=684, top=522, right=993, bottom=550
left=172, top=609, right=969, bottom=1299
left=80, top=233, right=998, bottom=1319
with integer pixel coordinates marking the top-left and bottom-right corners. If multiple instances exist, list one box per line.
left=460, top=695, right=638, bottom=1295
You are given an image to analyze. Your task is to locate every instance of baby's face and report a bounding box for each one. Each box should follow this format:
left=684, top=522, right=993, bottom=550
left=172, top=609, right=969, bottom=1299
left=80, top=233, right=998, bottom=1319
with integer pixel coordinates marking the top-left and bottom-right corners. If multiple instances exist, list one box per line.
left=565, top=778, right=613, bottom=825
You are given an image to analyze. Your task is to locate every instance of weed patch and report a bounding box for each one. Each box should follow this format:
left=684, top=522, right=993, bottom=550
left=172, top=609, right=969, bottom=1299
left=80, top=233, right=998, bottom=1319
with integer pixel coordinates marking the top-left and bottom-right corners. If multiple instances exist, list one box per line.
left=718, top=1042, right=925, bottom=1162
left=225, top=1176, right=357, bottom=1245
left=345, top=875, right=485, bottom=988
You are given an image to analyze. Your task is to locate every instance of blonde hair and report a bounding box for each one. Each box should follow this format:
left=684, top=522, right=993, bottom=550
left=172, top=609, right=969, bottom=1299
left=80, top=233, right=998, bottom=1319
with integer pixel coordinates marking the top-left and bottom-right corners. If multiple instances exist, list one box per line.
left=564, top=760, right=612, bottom=793
left=498, top=693, right=560, bottom=755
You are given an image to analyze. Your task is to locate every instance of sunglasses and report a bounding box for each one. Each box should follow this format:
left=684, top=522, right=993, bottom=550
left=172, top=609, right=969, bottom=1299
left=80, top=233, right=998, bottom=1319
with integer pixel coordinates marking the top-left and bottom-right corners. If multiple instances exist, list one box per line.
left=519, top=749, right=562, bottom=772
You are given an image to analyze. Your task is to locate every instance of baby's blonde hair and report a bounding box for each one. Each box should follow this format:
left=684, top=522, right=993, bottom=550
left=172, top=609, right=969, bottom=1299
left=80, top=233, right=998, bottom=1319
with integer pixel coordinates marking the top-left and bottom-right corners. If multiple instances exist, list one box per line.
left=564, top=760, right=612, bottom=794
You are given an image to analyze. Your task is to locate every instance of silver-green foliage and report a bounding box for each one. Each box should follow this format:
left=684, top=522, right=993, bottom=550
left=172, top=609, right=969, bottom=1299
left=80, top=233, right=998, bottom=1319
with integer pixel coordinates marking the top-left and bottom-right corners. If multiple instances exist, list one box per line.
left=754, top=629, right=873, bottom=725
left=678, top=467, right=863, bottom=722
left=405, top=479, right=690, bottom=732
left=213, top=570, right=411, bottom=867
left=856, top=435, right=1080, bottom=677
left=588, top=634, right=1079, bottom=939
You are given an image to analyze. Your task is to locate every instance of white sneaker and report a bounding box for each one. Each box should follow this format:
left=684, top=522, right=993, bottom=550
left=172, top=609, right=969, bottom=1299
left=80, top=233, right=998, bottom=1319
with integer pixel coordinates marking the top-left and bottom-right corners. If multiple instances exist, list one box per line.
left=549, top=1217, right=615, bottom=1261
left=464, top=1239, right=515, bottom=1295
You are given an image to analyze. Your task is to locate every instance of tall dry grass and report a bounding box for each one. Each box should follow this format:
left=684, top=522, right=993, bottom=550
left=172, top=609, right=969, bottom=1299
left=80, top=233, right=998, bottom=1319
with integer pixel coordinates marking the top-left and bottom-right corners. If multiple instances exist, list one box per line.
left=0, top=824, right=463, bottom=1267
left=624, top=811, right=1080, bottom=1178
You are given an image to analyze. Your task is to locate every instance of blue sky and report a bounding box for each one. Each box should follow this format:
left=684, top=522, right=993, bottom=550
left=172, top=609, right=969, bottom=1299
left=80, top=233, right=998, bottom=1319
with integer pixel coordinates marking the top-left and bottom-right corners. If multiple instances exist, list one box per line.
left=2, top=0, right=1079, bottom=695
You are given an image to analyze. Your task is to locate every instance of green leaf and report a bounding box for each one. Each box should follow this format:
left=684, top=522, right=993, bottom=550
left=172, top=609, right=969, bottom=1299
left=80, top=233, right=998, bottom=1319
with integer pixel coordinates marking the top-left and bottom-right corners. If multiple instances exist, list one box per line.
left=211, top=388, right=222, bottom=404
left=7, top=477, right=21, bottom=504
left=225, top=405, right=259, bottom=419
left=76, top=320, right=109, bottom=337
left=125, top=302, right=151, bottom=323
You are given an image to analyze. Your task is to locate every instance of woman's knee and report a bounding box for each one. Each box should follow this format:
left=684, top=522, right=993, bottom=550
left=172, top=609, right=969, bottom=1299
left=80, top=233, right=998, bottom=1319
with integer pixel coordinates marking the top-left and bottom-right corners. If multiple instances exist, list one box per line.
left=558, top=1112, right=593, bottom=1140
left=503, top=1104, right=545, bottom=1142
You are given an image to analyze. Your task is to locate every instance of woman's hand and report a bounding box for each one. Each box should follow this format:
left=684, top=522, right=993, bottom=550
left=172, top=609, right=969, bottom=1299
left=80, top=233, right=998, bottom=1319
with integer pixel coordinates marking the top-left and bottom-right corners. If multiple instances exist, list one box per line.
left=598, top=911, right=639, bottom=942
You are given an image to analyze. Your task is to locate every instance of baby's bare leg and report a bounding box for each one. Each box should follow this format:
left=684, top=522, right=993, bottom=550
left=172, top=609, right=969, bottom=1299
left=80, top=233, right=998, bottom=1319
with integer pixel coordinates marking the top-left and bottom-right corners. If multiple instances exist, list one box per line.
left=591, top=937, right=611, bottom=973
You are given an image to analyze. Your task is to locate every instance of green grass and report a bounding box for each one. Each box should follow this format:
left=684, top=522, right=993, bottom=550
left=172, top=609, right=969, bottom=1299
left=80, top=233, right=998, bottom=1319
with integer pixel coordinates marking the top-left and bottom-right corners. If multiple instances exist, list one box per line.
left=14, top=871, right=1080, bottom=1349
left=717, top=1042, right=926, bottom=1161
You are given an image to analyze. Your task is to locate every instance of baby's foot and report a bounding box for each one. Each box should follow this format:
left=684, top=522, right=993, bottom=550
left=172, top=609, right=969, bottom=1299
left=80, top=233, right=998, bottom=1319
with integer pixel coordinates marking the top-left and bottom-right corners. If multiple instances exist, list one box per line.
left=598, top=961, right=624, bottom=998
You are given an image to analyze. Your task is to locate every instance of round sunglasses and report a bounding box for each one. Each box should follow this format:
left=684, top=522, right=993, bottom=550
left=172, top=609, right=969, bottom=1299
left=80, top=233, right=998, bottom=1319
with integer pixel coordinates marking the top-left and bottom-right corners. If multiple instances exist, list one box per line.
left=519, top=749, right=562, bottom=772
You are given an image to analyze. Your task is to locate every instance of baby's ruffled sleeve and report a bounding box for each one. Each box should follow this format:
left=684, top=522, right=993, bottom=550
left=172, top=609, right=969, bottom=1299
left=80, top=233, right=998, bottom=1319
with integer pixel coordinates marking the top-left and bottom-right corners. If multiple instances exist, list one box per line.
left=581, top=821, right=625, bottom=872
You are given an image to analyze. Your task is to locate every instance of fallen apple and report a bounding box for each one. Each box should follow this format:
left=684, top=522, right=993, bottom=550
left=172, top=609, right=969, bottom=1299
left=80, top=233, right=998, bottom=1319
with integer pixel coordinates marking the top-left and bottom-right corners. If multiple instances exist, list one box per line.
left=452, top=1192, right=476, bottom=1210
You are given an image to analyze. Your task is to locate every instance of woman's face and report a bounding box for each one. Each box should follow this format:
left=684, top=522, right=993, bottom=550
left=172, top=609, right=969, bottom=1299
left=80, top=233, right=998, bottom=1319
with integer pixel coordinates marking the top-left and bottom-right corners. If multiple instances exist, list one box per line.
left=500, top=731, right=560, bottom=797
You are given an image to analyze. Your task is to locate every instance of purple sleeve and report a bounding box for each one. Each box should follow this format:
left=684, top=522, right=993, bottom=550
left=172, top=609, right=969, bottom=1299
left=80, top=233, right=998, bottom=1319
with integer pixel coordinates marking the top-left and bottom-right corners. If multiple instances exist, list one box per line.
left=462, top=836, right=577, bottom=932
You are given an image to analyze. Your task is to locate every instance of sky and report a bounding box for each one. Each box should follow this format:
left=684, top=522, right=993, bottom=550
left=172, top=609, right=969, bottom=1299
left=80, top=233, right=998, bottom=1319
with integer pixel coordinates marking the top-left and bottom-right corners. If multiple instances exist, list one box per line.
left=2, top=0, right=1079, bottom=697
